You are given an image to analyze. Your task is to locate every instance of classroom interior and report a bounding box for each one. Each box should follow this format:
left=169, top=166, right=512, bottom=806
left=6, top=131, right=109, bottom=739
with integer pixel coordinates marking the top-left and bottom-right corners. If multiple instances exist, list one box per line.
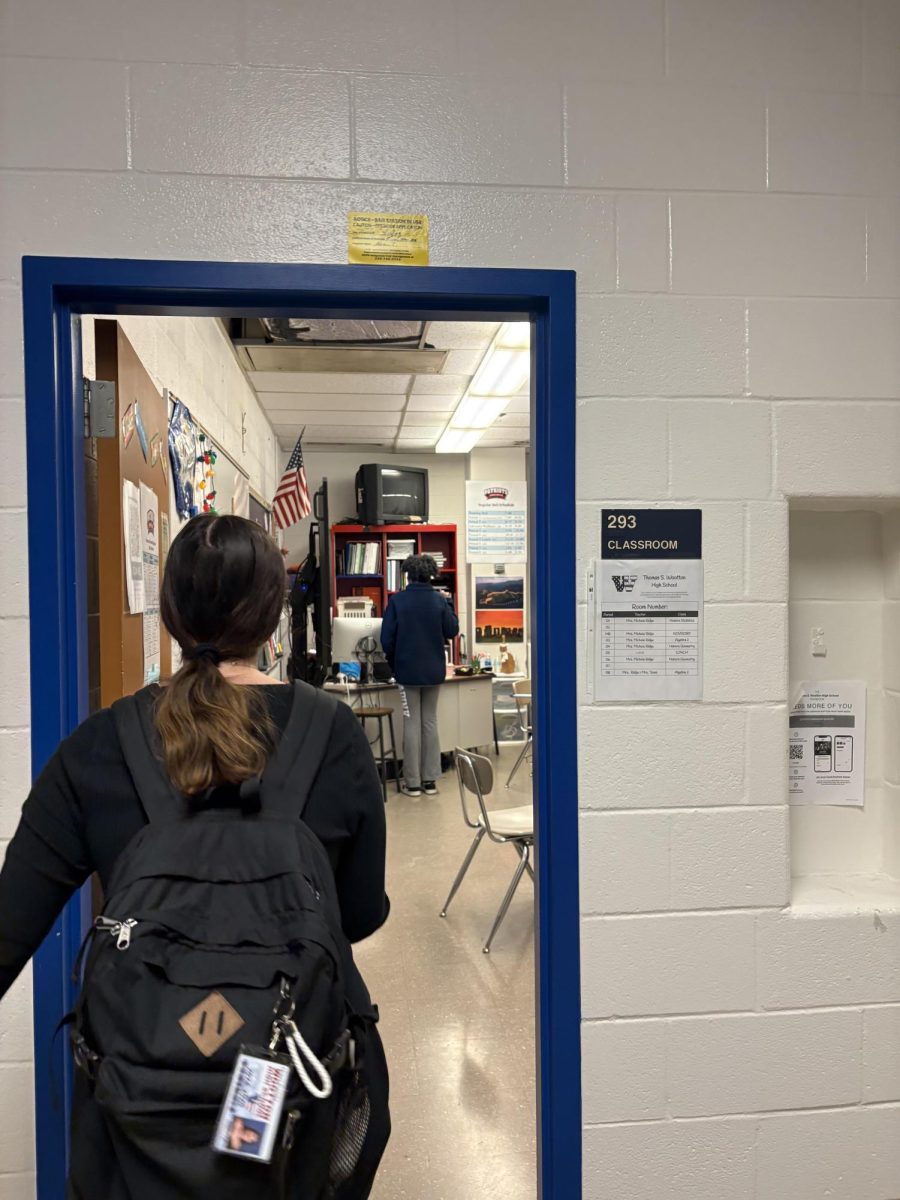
left=80, top=312, right=537, bottom=1200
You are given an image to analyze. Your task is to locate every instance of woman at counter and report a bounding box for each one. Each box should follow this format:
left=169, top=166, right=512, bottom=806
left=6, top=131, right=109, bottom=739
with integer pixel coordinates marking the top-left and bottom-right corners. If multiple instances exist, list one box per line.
left=380, top=554, right=459, bottom=797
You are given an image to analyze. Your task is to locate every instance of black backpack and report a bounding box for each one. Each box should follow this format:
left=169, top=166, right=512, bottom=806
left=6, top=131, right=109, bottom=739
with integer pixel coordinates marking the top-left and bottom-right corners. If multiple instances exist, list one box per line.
left=68, top=682, right=388, bottom=1199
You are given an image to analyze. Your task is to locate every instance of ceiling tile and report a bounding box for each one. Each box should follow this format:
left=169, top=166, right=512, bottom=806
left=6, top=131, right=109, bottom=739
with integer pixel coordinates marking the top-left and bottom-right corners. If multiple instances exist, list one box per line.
left=411, top=374, right=471, bottom=397
left=401, top=410, right=451, bottom=427
left=407, top=394, right=458, bottom=413
left=444, top=348, right=485, bottom=375
left=258, top=393, right=406, bottom=412
left=275, top=422, right=398, bottom=439
left=505, top=395, right=530, bottom=414
left=271, top=409, right=402, bottom=428
left=426, top=321, right=499, bottom=350
left=396, top=438, right=438, bottom=450
left=249, top=372, right=412, bottom=394
left=398, top=422, right=445, bottom=438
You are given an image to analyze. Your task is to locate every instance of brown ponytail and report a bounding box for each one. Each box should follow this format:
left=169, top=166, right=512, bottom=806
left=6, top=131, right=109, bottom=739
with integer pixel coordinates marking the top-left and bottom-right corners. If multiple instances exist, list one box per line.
left=155, top=515, right=286, bottom=795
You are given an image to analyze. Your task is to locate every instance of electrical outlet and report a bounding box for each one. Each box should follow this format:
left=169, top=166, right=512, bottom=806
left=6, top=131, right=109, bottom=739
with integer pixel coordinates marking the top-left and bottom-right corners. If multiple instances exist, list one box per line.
left=811, top=626, right=827, bottom=657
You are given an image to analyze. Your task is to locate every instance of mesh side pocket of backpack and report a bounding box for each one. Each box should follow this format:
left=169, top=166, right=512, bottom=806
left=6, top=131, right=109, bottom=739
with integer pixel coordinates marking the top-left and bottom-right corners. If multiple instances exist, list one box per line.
left=329, top=1072, right=371, bottom=1187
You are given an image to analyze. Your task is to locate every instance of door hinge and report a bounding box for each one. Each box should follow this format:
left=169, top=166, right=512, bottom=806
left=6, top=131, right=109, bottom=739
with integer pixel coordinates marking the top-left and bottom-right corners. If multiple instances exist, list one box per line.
left=83, top=379, right=116, bottom=439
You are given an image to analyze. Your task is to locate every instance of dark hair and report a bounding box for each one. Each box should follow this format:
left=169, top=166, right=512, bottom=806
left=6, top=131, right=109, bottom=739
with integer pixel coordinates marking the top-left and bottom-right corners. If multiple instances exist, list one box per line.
left=401, top=554, right=438, bottom=584
left=155, top=514, right=285, bottom=795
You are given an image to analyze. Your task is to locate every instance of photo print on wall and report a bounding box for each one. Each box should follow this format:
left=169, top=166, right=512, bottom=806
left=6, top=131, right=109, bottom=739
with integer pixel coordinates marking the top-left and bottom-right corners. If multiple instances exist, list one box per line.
left=475, top=576, right=525, bottom=610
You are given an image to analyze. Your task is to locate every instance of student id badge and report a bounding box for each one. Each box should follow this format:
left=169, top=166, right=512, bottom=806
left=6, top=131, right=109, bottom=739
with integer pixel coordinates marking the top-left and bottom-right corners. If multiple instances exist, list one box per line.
left=212, top=1047, right=292, bottom=1164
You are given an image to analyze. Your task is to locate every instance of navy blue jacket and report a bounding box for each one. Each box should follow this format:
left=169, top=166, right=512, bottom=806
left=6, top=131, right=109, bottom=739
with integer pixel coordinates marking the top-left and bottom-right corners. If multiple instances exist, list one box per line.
left=381, top=582, right=460, bottom=687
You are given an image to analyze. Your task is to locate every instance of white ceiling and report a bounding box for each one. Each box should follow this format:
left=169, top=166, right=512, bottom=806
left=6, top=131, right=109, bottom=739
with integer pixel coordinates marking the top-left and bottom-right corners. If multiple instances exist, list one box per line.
left=237, top=321, right=531, bottom=453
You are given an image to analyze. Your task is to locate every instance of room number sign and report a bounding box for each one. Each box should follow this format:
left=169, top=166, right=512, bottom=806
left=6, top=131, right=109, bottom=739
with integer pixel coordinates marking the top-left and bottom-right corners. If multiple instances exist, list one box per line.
left=591, top=509, right=703, bottom=702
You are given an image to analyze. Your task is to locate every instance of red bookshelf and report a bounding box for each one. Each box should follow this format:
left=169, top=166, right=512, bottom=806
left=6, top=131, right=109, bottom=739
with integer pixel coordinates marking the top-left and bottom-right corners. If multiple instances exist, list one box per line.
left=331, top=523, right=459, bottom=620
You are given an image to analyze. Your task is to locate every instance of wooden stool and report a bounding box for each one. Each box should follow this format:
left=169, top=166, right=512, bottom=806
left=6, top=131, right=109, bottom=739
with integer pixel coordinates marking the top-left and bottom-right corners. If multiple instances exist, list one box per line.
left=357, top=707, right=400, bottom=803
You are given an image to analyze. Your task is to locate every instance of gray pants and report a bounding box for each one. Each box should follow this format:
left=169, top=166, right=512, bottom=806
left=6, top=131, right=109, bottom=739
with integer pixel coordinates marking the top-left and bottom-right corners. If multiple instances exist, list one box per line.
left=399, top=685, right=441, bottom=787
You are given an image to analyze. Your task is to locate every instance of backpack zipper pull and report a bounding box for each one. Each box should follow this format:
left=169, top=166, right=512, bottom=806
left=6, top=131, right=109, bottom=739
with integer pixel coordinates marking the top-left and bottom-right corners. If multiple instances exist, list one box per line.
left=94, top=916, right=138, bottom=951
left=116, top=919, right=138, bottom=950
left=282, top=1110, right=300, bottom=1151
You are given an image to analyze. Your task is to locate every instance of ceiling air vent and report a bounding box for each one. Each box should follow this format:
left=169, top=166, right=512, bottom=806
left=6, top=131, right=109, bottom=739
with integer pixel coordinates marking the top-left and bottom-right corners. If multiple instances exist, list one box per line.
left=229, top=318, right=448, bottom=374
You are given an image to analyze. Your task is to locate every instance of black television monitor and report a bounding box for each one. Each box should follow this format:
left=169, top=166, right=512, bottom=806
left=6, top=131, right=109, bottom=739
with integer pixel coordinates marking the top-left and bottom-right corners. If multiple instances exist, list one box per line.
left=355, top=463, right=429, bottom=525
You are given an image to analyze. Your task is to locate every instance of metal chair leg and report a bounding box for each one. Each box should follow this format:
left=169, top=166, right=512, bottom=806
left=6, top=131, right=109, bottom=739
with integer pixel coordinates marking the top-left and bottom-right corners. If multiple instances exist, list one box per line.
left=387, top=710, right=400, bottom=794
left=483, top=842, right=530, bottom=954
left=505, top=734, right=532, bottom=788
left=377, top=716, right=388, bottom=805
left=440, top=827, right=486, bottom=917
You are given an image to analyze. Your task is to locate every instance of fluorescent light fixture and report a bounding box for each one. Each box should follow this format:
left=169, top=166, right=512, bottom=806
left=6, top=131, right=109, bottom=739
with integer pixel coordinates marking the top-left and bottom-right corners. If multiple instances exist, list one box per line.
left=449, top=394, right=510, bottom=430
left=435, top=427, right=483, bottom=454
left=434, top=322, right=530, bottom=453
left=495, top=321, right=530, bottom=350
left=469, top=346, right=529, bottom=397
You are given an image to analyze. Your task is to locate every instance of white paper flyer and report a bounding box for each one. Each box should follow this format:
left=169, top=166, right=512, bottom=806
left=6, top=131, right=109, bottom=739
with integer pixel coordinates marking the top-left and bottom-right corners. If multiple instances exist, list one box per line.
left=789, top=680, right=866, bottom=807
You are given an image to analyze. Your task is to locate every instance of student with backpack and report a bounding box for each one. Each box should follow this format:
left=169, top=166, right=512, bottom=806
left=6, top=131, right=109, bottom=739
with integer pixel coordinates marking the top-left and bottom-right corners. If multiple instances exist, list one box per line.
left=0, top=514, right=391, bottom=1199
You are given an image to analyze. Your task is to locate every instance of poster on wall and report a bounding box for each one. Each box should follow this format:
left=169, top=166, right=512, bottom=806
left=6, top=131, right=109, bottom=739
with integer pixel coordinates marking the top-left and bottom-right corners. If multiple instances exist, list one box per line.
left=474, top=609, right=524, bottom=644
left=475, top=576, right=524, bottom=610
left=474, top=574, right=526, bottom=668
left=466, top=481, right=527, bottom=562
left=789, top=680, right=866, bottom=807
left=123, top=480, right=144, bottom=614
left=140, top=482, right=161, bottom=686
left=593, top=509, right=703, bottom=702
left=233, top=470, right=250, bottom=518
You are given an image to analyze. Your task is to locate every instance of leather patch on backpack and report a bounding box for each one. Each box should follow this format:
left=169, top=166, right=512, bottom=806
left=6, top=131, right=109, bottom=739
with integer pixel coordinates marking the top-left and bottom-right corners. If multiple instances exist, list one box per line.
left=179, top=992, right=245, bottom=1057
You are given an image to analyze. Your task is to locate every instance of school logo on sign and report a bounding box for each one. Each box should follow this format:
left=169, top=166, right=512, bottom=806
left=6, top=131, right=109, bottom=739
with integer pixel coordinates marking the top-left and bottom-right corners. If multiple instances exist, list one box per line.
left=611, top=575, right=637, bottom=593
left=483, top=487, right=509, bottom=500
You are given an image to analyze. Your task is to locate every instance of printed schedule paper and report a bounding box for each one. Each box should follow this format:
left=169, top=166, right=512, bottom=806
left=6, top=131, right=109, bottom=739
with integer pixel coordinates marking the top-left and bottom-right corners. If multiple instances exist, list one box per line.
left=595, top=509, right=703, bottom=702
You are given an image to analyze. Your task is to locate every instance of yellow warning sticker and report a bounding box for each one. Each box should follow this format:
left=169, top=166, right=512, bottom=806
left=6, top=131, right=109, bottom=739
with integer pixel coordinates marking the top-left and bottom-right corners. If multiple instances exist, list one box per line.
left=348, top=212, right=429, bottom=266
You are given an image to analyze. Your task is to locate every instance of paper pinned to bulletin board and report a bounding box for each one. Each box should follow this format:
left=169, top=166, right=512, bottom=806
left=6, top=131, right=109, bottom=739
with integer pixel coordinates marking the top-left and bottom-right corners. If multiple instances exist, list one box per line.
left=140, top=482, right=161, bottom=685
left=348, top=212, right=429, bottom=266
left=123, top=480, right=144, bottom=614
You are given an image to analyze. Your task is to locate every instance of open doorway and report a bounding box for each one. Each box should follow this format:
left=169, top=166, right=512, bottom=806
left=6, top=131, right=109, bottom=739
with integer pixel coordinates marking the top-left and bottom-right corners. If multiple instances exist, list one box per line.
left=22, top=257, right=579, bottom=1200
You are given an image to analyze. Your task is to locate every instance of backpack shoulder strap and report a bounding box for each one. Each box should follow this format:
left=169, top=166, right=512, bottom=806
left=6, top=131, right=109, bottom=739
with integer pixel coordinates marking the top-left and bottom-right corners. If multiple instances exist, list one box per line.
left=111, top=690, right=185, bottom=824
left=262, top=682, right=340, bottom=819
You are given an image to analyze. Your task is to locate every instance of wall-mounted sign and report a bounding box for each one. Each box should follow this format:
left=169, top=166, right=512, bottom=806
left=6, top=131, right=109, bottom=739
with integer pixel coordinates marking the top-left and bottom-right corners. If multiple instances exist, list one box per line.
left=348, top=212, right=429, bottom=266
left=593, top=509, right=703, bottom=702
left=789, top=680, right=866, bottom=807
left=466, top=481, right=527, bottom=562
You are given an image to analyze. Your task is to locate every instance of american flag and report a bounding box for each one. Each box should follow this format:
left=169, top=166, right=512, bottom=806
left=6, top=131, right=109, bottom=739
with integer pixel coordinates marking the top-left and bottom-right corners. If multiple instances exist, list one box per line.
left=272, top=435, right=312, bottom=530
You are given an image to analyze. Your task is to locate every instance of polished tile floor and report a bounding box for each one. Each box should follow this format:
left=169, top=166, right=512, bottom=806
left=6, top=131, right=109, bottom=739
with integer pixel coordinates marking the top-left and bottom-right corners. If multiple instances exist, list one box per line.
left=354, top=742, right=537, bottom=1200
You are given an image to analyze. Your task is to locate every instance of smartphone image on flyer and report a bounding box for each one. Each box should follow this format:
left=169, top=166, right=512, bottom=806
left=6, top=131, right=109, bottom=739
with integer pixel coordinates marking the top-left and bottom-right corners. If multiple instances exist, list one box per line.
left=834, top=735, right=853, bottom=773
left=814, top=735, right=832, bottom=773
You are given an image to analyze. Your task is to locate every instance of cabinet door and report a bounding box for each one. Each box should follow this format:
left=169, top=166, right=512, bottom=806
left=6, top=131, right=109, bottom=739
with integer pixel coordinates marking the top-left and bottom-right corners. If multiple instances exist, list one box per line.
left=457, top=682, right=493, bottom=750
left=437, top=684, right=459, bottom=753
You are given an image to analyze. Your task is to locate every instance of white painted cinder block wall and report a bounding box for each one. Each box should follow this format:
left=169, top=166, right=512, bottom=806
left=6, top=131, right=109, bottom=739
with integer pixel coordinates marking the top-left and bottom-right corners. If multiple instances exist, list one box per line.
left=2, top=2, right=900, bottom=1196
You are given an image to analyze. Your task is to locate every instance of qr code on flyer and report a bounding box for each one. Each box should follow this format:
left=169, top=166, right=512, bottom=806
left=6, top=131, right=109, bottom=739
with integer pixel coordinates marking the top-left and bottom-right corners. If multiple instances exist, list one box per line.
left=212, top=1050, right=291, bottom=1164
left=789, top=744, right=804, bottom=761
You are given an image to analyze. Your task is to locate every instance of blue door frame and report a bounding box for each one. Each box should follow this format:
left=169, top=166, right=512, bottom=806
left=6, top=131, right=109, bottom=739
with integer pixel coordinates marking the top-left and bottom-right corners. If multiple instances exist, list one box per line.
left=21, top=255, right=580, bottom=1199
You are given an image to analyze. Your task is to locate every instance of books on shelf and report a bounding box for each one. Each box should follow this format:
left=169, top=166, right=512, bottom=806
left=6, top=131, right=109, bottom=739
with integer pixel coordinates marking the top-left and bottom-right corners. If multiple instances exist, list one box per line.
left=342, top=541, right=381, bottom=575
left=386, top=560, right=407, bottom=593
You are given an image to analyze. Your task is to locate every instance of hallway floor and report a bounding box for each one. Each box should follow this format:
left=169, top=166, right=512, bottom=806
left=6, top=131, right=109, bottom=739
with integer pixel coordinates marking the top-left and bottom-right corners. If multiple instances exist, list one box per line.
left=354, top=741, right=537, bottom=1200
